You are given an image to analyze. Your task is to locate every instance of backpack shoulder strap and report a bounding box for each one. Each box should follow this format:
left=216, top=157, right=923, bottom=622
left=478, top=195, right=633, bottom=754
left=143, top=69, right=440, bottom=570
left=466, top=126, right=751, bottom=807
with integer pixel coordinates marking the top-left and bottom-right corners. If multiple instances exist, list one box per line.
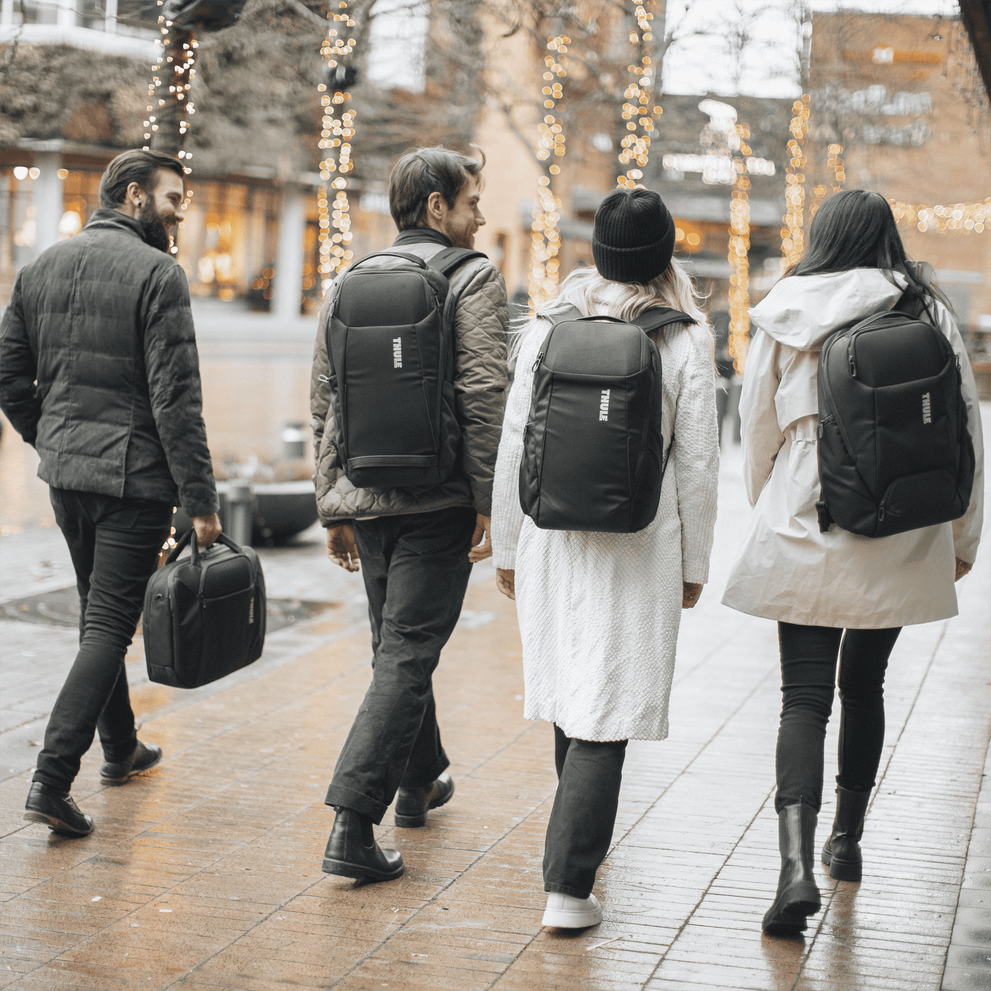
left=893, top=261, right=934, bottom=321
left=426, top=246, right=488, bottom=278
left=634, top=307, right=697, bottom=333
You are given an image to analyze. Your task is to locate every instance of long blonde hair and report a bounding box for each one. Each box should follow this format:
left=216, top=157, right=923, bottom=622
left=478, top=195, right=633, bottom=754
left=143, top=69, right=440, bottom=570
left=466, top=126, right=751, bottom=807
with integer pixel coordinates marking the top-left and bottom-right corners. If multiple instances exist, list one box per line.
left=514, top=257, right=713, bottom=360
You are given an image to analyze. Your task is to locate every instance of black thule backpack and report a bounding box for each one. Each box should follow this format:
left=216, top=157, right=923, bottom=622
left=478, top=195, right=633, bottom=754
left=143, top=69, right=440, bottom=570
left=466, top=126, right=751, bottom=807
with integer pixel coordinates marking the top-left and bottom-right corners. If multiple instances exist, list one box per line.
left=519, top=305, right=694, bottom=533
left=325, top=246, right=483, bottom=490
left=816, top=278, right=975, bottom=538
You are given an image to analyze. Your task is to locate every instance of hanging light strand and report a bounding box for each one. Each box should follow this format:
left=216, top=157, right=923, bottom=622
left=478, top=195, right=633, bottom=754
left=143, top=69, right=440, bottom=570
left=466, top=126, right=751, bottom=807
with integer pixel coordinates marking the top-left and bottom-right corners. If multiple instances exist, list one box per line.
left=529, top=35, right=569, bottom=307
left=780, top=95, right=809, bottom=267
left=143, top=3, right=197, bottom=172
left=828, top=143, right=845, bottom=192
left=891, top=197, right=990, bottom=234
left=617, top=2, right=660, bottom=189
left=728, top=123, right=752, bottom=375
left=317, top=1, right=357, bottom=292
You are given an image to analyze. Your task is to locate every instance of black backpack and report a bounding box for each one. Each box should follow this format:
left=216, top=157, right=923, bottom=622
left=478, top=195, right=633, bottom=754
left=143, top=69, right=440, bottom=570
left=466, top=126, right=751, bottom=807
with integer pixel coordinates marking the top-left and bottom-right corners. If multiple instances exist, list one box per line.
left=325, top=246, right=483, bottom=490
left=816, top=277, right=975, bottom=538
left=519, top=305, right=694, bottom=533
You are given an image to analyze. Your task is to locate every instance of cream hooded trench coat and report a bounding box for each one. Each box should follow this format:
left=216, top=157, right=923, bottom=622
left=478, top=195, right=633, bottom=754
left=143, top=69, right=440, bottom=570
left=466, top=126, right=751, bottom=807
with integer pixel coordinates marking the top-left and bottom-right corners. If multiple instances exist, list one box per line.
left=722, top=269, right=984, bottom=629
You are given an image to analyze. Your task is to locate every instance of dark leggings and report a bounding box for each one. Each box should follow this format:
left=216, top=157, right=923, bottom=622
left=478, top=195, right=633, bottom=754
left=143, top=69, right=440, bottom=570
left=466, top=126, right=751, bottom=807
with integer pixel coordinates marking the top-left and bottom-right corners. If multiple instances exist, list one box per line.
left=543, top=725, right=628, bottom=899
left=775, top=622, right=901, bottom=814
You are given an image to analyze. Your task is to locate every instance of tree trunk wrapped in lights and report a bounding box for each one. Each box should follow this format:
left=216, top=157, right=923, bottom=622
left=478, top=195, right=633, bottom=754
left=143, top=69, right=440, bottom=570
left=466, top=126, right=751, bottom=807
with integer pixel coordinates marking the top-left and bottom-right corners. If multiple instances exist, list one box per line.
left=317, top=1, right=358, bottom=289
left=781, top=95, right=810, bottom=267
left=728, top=123, right=752, bottom=375
left=617, top=1, right=661, bottom=191
left=529, top=34, right=568, bottom=308
left=145, top=0, right=248, bottom=162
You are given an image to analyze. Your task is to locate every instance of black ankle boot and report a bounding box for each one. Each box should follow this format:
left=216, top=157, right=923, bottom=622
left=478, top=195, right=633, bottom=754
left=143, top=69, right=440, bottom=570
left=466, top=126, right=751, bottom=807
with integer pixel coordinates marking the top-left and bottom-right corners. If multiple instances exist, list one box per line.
left=762, top=803, right=822, bottom=935
left=821, top=785, right=870, bottom=882
left=321, top=807, right=404, bottom=881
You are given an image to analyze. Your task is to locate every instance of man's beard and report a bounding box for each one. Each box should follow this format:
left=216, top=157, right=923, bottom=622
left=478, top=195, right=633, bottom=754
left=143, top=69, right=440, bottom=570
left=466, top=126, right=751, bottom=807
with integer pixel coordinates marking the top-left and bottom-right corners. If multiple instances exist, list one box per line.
left=138, top=199, right=175, bottom=253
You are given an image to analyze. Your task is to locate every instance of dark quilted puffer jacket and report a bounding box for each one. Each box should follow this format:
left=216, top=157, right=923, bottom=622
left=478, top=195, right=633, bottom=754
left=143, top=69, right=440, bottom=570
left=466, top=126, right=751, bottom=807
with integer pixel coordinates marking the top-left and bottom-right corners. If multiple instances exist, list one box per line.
left=0, top=209, right=218, bottom=517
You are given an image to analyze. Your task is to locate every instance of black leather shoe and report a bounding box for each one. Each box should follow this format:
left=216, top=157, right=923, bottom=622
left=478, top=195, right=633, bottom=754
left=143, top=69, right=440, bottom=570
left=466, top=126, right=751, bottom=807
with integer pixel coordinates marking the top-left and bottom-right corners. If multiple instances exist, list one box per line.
left=100, top=741, right=162, bottom=785
left=24, top=782, right=94, bottom=837
left=821, top=785, right=870, bottom=882
left=322, top=808, right=404, bottom=881
left=394, top=772, right=455, bottom=827
left=763, top=803, right=822, bottom=935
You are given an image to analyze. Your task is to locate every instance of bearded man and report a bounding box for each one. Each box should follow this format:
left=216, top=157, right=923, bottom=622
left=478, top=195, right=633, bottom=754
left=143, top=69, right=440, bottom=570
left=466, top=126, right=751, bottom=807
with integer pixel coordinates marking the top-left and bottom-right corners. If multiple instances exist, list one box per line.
left=0, top=149, right=221, bottom=837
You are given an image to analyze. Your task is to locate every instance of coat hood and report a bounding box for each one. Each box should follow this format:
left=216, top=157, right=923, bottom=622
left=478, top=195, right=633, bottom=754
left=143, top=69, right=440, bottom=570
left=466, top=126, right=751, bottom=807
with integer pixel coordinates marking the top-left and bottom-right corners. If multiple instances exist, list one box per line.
left=750, top=269, right=908, bottom=352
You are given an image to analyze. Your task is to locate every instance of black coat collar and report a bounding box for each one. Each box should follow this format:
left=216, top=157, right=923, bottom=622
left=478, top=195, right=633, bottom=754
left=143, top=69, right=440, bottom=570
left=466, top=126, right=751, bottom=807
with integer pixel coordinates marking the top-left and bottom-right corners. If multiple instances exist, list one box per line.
left=393, top=227, right=452, bottom=249
left=83, top=208, right=153, bottom=245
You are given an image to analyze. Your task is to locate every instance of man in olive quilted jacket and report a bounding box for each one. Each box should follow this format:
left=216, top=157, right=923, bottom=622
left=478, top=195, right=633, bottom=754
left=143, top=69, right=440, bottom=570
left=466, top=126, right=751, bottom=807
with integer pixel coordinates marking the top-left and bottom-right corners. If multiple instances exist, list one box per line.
left=0, top=149, right=221, bottom=837
left=311, top=146, right=509, bottom=881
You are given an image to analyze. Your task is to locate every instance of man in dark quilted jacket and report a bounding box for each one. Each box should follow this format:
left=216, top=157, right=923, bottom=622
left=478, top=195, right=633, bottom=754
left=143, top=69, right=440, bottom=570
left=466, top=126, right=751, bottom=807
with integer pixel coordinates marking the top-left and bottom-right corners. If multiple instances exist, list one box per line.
left=0, top=149, right=221, bottom=837
left=311, top=146, right=509, bottom=881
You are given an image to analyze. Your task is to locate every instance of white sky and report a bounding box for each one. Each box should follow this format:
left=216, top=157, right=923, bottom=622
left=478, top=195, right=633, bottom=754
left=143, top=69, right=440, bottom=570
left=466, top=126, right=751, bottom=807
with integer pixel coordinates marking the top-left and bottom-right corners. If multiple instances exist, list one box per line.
left=661, top=0, right=962, bottom=97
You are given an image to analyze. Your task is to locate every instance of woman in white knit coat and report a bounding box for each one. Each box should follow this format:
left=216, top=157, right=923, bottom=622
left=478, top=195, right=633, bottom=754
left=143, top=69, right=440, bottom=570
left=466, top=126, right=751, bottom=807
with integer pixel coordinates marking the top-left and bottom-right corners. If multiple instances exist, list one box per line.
left=722, top=190, right=984, bottom=936
left=491, top=188, right=720, bottom=930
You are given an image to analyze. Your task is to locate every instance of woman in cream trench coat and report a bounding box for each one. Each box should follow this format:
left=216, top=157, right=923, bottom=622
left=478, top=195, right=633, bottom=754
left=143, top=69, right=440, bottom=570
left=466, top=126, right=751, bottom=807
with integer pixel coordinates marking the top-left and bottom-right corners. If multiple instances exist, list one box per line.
left=722, top=190, right=984, bottom=936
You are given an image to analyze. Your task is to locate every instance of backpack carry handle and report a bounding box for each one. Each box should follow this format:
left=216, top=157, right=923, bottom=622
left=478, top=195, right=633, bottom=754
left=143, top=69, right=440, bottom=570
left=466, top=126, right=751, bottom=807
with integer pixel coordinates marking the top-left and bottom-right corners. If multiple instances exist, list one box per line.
left=352, top=250, right=427, bottom=270
left=568, top=315, right=630, bottom=325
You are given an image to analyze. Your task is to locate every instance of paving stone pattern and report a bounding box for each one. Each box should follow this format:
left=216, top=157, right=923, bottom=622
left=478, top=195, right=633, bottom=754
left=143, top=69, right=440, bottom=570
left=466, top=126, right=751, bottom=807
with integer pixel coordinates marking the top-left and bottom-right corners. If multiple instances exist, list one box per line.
left=1, top=419, right=989, bottom=991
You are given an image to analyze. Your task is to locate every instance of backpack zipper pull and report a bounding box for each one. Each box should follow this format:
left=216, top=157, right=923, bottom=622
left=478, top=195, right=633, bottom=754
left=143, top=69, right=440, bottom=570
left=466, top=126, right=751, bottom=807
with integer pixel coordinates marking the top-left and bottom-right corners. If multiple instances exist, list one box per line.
left=532, top=351, right=544, bottom=372
left=318, top=373, right=331, bottom=384
left=848, top=354, right=857, bottom=378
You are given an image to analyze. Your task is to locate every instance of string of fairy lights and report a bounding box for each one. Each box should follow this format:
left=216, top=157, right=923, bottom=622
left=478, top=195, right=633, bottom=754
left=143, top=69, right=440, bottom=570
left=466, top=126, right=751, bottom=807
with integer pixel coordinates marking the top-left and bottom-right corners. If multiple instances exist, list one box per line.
left=145, top=3, right=195, bottom=258
left=781, top=95, right=810, bottom=267
left=143, top=4, right=196, bottom=171
left=529, top=35, right=569, bottom=307
left=317, top=1, right=357, bottom=291
left=727, top=122, right=752, bottom=373
left=617, top=2, right=660, bottom=190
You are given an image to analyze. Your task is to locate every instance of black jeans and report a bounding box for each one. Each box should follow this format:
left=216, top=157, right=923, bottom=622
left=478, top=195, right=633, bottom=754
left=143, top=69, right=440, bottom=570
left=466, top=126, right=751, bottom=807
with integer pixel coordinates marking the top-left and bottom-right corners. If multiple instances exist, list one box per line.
left=324, top=507, right=475, bottom=824
left=543, top=724, right=628, bottom=899
left=775, top=622, right=901, bottom=814
left=34, top=489, right=173, bottom=793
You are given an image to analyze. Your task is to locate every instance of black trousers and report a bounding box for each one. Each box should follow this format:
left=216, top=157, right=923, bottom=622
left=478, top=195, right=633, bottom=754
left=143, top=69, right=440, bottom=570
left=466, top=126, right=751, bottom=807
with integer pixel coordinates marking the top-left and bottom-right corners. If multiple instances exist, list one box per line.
left=774, top=621, right=901, bottom=814
left=324, top=507, right=475, bottom=824
left=34, top=489, right=172, bottom=793
left=543, top=724, right=628, bottom=899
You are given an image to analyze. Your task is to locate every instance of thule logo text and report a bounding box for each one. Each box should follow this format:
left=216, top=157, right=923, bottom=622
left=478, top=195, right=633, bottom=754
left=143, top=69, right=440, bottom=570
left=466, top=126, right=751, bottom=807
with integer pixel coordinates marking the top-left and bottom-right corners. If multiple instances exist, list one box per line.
left=392, top=337, right=403, bottom=369
left=922, top=391, right=932, bottom=424
left=598, top=389, right=611, bottom=422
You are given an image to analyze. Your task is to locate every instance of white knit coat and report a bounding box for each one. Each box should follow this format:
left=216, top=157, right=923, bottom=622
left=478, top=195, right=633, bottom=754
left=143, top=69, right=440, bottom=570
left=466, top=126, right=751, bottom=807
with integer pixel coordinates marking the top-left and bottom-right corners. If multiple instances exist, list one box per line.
left=491, top=306, right=720, bottom=742
left=722, top=269, right=984, bottom=628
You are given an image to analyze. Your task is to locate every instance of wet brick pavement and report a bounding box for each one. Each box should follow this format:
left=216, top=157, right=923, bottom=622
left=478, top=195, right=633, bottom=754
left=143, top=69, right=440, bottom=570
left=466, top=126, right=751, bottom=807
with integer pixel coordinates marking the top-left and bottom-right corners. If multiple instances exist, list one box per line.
left=1, top=409, right=989, bottom=991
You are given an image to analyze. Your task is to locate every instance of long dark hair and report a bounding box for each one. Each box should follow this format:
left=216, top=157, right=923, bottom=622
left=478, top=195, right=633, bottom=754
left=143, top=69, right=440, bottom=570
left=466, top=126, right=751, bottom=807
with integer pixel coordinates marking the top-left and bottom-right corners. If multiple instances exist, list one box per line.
left=787, top=189, right=944, bottom=319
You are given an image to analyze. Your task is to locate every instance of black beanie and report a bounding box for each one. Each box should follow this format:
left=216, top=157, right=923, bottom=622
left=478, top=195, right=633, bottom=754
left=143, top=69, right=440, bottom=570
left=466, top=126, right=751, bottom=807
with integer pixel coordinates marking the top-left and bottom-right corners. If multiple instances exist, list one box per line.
left=592, top=187, right=676, bottom=285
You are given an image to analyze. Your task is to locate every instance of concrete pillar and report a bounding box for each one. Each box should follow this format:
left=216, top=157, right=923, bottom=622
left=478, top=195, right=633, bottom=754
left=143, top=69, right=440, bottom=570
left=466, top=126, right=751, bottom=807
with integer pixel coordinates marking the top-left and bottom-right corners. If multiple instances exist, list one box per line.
left=273, top=185, right=305, bottom=322
left=104, top=0, right=117, bottom=32
left=1, top=0, right=15, bottom=28
left=33, top=152, right=63, bottom=256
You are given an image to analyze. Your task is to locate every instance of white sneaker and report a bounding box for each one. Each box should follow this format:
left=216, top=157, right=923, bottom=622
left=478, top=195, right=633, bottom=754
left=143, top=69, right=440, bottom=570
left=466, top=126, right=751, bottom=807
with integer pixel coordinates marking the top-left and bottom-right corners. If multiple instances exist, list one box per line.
left=541, top=892, right=602, bottom=928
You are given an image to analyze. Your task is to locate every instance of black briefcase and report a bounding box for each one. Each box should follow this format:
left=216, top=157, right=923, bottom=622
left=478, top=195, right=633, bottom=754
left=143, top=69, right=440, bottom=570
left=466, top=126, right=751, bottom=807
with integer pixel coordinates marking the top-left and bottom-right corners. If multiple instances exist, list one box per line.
left=143, top=531, right=266, bottom=689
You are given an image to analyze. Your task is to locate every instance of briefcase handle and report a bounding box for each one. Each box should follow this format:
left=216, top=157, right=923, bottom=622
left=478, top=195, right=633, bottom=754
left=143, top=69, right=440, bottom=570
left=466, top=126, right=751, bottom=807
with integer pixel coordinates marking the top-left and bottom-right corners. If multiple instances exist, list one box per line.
left=164, top=528, right=245, bottom=567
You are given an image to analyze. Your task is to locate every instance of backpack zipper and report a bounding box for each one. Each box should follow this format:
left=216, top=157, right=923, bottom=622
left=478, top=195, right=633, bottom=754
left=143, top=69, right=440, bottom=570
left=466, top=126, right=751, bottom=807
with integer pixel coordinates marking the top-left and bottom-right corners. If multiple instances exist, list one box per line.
left=532, top=351, right=544, bottom=372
